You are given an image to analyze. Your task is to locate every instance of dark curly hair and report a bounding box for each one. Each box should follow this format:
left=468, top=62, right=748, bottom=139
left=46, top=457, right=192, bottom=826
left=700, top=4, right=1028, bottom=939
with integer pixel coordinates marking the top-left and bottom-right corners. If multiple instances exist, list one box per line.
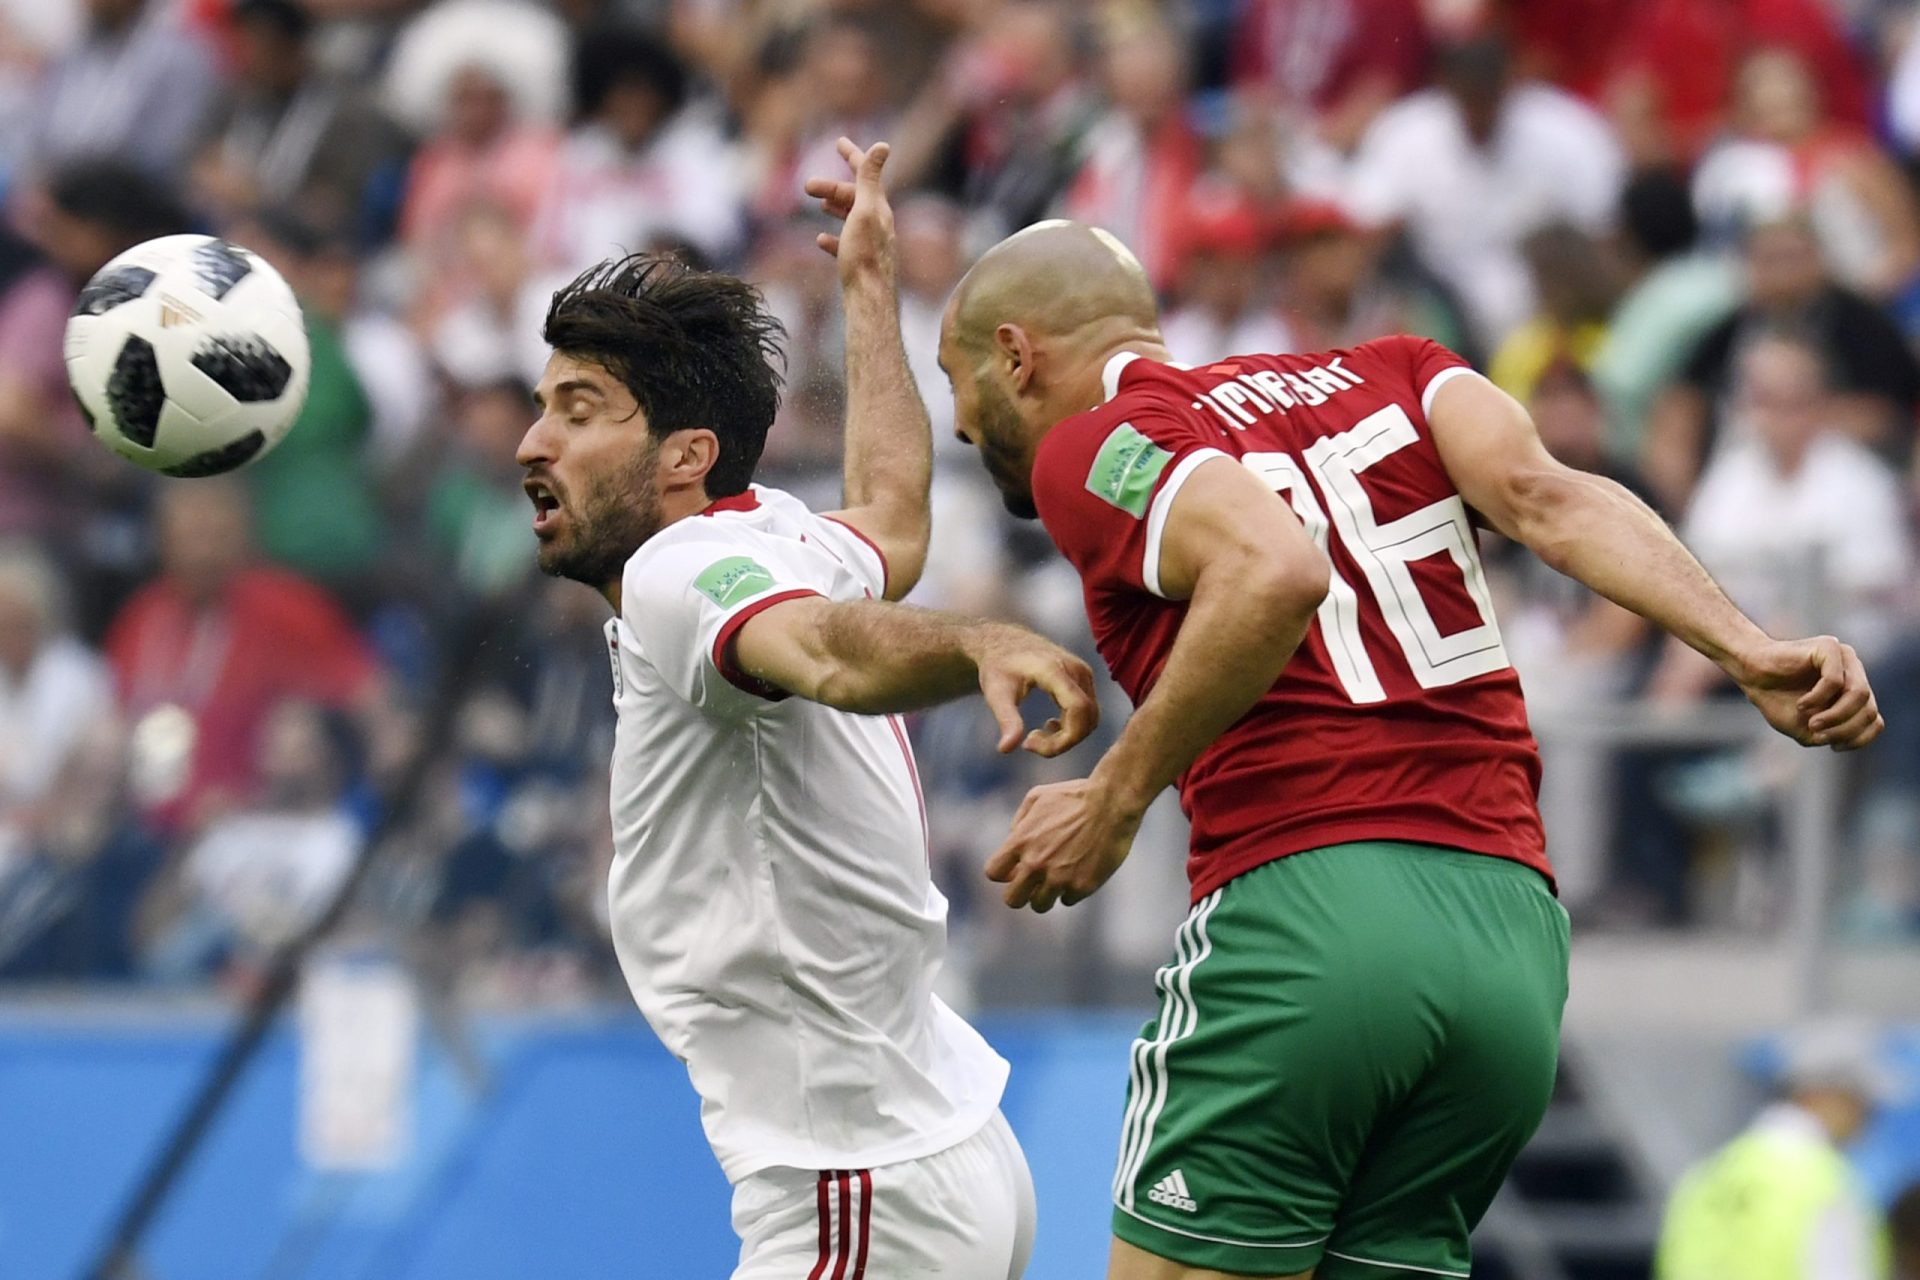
left=542, top=255, right=786, bottom=497
left=572, top=23, right=689, bottom=123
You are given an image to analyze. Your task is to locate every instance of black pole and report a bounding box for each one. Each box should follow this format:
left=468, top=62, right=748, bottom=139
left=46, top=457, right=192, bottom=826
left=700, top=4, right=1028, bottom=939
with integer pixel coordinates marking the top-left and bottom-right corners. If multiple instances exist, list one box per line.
left=84, top=594, right=515, bottom=1280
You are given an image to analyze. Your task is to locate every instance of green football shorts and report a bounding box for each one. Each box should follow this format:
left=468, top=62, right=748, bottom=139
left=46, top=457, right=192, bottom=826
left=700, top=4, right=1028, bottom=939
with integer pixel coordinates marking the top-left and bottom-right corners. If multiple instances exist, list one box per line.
left=1110, top=840, right=1571, bottom=1279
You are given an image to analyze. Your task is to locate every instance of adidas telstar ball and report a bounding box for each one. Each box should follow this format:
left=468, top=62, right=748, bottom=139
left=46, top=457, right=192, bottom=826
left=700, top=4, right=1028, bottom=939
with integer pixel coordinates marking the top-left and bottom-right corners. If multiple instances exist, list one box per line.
left=63, top=234, right=310, bottom=476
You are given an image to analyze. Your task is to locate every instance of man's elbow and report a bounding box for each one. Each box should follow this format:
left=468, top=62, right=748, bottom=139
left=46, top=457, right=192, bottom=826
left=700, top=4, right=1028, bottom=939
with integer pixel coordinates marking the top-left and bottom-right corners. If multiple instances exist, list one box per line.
left=868, top=506, right=931, bottom=601
left=1501, top=464, right=1601, bottom=570
left=1241, top=541, right=1331, bottom=624
left=809, top=663, right=862, bottom=710
left=880, top=540, right=927, bottom=601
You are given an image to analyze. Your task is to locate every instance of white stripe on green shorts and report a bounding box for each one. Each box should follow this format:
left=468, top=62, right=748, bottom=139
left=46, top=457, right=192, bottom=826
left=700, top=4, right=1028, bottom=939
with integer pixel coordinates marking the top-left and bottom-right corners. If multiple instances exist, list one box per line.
left=1114, top=890, right=1222, bottom=1209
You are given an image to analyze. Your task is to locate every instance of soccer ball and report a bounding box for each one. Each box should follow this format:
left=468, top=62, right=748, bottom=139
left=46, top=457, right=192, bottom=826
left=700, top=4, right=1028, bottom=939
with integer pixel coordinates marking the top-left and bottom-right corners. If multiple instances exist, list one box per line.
left=63, top=234, right=310, bottom=476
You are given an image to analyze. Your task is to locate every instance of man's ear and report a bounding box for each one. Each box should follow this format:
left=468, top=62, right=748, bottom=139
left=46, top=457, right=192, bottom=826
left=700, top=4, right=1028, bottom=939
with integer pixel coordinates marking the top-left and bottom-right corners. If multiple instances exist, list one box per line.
left=658, top=428, right=720, bottom=492
left=995, top=323, right=1037, bottom=394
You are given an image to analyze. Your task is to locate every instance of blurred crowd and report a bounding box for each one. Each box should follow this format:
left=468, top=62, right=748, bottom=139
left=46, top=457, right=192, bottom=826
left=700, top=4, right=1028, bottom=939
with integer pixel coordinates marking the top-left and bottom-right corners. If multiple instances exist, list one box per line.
left=3, top=0, right=1920, bottom=1005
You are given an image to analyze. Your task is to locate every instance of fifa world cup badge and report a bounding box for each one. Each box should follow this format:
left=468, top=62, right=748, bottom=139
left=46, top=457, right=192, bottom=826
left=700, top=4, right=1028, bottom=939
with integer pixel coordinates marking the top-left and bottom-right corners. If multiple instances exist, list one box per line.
left=607, top=631, right=624, bottom=699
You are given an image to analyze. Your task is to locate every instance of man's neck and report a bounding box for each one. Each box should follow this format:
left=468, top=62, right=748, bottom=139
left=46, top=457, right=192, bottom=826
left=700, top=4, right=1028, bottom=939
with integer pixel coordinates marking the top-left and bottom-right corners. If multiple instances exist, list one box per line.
left=598, top=486, right=722, bottom=613
left=1077, top=336, right=1173, bottom=409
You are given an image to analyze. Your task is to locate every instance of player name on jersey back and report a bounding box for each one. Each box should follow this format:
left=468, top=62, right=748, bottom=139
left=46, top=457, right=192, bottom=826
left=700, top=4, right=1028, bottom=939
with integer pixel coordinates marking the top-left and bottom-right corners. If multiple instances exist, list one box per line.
left=1033, top=338, right=1551, bottom=903
left=1186, top=355, right=1368, bottom=430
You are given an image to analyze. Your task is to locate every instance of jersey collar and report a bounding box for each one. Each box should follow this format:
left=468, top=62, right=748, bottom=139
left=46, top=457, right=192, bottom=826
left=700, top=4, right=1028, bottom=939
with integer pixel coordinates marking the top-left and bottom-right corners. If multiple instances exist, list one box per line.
left=1101, top=351, right=1140, bottom=403
left=701, top=489, right=762, bottom=516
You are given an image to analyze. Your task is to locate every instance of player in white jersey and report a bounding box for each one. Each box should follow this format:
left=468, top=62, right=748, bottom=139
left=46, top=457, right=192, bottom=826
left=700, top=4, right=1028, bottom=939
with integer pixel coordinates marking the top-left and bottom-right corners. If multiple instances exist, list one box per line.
left=516, top=140, right=1094, bottom=1278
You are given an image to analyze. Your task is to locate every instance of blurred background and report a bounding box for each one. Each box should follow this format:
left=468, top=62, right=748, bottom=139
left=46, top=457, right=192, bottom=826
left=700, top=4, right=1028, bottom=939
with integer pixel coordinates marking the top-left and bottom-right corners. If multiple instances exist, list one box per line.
left=1, top=0, right=1919, bottom=1276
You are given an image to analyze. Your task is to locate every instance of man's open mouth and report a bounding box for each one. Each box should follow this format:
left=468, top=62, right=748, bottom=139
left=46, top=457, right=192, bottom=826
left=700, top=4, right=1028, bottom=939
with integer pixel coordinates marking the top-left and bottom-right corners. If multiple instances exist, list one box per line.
left=525, top=478, right=561, bottom=533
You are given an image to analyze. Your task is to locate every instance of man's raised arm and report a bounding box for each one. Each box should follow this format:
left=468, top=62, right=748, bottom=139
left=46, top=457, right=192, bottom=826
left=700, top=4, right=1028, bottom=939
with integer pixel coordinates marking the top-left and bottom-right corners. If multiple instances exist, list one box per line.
left=1428, top=372, right=1884, bottom=751
left=805, top=138, right=933, bottom=600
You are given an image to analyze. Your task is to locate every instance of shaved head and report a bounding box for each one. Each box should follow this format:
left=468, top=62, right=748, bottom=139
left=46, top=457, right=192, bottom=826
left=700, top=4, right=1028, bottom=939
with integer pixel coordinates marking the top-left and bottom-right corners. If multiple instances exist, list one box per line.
left=948, top=220, right=1160, bottom=356
left=938, top=221, right=1169, bottom=518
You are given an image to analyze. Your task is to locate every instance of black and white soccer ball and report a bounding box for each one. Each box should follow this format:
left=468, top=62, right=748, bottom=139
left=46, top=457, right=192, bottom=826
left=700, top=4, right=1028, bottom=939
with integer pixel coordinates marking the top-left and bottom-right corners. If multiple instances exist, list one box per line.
left=63, top=234, right=310, bottom=476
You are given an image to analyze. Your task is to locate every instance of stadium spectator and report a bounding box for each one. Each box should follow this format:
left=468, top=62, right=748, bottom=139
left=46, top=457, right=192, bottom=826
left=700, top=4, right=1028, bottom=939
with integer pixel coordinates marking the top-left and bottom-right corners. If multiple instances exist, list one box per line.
left=1227, top=0, right=1430, bottom=153
left=397, top=52, right=561, bottom=317
left=749, top=217, right=843, bottom=492
left=939, top=0, right=1100, bottom=242
left=103, top=479, right=380, bottom=832
left=477, top=578, right=614, bottom=783
left=0, top=0, right=80, bottom=191
left=1601, top=0, right=1873, bottom=166
left=1488, top=222, right=1620, bottom=406
left=192, top=0, right=407, bottom=238
left=1158, top=189, right=1290, bottom=367
left=1273, top=198, right=1475, bottom=356
left=285, top=206, right=434, bottom=470
left=738, top=11, right=901, bottom=227
left=1693, top=48, right=1920, bottom=308
left=139, top=696, right=362, bottom=984
left=0, top=716, right=161, bottom=979
left=426, top=378, right=539, bottom=599
left=1059, top=16, right=1202, bottom=293
left=529, top=22, right=741, bottom=274
left=225, top=210, right=387, bottom=596
left=1643, top=213, right=1920, bottom=512
left=0, top=545, right=113, bottom=830
left=24, top=0, right=221, bottom=184
left=1657, top=1021, right=1901, bottom=1280
left=427, top=200, right=552, bottom=388
left=1666, top=330, right=1911, bottom=694
left=1342, top=32, right=1626, bottom=349
left=1590, top=168, right=1743, bottom=463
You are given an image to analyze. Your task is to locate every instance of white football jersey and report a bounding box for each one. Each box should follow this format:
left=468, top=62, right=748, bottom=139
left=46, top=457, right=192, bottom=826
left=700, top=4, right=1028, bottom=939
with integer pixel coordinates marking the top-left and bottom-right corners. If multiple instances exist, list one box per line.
left=604, top=484, right=1008, bottom=1182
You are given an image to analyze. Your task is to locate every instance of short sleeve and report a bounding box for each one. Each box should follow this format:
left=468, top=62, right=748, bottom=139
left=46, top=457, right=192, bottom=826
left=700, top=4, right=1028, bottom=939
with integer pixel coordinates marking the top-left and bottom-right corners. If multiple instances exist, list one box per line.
left=1031, top=409, right=1231, bottom=600
left=620, top=534, right=824, bottom=715
left=1394, top=335, right=1474, bottom=420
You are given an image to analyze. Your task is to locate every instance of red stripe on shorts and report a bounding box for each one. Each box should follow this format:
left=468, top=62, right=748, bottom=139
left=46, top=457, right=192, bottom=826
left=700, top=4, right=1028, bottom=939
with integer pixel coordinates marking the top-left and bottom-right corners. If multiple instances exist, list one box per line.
left=829, top=1171, right=852, bottom=1280
left=851, top=1169, right=873, bottom=1279
left=807, top=1171, right=833, bottom=1280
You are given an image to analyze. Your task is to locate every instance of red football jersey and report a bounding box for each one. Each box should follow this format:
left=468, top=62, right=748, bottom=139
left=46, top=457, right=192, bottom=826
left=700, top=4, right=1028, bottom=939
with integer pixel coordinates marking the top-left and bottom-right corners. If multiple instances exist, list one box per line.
left=1031, top=336, right=1550, bottom=902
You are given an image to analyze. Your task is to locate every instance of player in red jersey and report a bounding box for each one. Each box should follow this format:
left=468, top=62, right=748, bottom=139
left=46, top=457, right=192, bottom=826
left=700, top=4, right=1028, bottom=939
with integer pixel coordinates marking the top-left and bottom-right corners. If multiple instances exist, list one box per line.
left=930, top=221, right=1883, bottom=1280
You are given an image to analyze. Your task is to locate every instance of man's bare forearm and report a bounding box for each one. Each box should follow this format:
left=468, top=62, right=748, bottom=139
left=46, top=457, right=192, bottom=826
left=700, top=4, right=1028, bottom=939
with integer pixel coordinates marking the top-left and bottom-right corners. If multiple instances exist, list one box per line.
left=1511, top=467, right=1770, bottom=677
left=808, top=599, right=987, bottom=711
left=840, top=272, right=932, bottom=517
left=735, top=597, right=1006, bottom=713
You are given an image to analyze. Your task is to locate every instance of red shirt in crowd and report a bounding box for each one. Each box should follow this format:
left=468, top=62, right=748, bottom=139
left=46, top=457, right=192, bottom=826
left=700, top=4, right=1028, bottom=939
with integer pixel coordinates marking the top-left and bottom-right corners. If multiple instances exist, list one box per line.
left=1514, top=0, right=1870, bottom=158
left=105, top=566, right=377, bottom=825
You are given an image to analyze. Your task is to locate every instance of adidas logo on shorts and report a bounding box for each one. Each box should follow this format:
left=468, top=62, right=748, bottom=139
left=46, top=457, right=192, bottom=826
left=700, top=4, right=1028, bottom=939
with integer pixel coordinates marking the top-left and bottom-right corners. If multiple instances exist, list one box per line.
left=1147, top=1169, right=1198, bottom=1213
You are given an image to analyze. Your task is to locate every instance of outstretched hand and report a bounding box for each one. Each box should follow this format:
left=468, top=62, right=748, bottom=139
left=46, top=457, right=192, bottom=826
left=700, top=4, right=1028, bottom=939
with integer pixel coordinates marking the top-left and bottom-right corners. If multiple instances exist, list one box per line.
left=1732, top=635, right=1884, bottom=751
left=973, top=624, right=1099, bottom=759
left=803, top=137, right=895, bottom=283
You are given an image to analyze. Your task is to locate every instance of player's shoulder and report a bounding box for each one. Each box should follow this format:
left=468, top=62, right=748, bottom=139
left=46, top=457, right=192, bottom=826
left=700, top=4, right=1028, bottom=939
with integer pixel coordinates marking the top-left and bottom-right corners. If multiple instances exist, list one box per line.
left=1299, top=335, right=1475, bottom=412
left=1315, top=333, right=1458, bottom=373
left=623, top=488, right=794, bottom=588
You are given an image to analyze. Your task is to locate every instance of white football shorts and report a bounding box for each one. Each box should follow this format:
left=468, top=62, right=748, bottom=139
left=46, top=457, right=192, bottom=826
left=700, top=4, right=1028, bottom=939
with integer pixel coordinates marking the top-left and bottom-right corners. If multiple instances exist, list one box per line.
left=730, top=1110, right=1036, bottom=1279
